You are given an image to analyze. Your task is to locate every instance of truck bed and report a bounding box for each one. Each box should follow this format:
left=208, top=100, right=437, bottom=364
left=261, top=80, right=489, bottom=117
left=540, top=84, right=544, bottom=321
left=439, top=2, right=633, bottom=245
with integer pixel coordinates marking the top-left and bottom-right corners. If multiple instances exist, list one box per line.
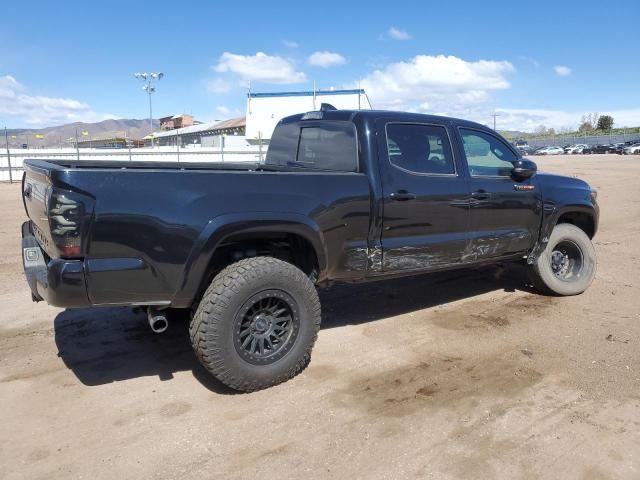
left=25, top=158, right=267, bottom=172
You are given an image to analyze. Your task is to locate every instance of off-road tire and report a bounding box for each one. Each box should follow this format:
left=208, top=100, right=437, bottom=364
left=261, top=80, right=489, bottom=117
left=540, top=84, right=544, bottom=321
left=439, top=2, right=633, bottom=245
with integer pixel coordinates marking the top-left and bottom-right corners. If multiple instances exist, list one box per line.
left=530, top=223, right=596, bottom=296
left=190, top=257, right=321, bottom=392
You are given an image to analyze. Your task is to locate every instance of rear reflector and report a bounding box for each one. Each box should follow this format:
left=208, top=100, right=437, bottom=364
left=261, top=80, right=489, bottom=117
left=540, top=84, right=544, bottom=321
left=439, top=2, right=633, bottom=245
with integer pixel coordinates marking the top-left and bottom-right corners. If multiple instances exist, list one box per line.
left=61, top=245, right=81, bottom=256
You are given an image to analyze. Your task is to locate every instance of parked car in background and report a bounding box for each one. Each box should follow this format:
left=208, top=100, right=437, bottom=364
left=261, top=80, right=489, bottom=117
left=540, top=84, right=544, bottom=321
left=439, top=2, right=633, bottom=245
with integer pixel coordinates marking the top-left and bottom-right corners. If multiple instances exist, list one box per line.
left=532, top=146, right=551, bottom=155
left=611, top=143, right=626, bottom=154
left=580, top=145, right=594, bottom=154
left=591, top=144, right=611, bottom=154
left=518, top=145, right=534, bottom=155
left=565, top=144, right=588, bottom=154
left=537, top=146, right=565, bottom=155
left=623, top=143, right=640, bottom=155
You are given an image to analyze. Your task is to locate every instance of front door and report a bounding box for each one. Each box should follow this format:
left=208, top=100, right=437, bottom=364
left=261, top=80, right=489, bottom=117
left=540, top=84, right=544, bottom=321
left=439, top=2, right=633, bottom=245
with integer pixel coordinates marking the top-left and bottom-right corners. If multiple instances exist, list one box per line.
left=457, top=127, right=541, bottom=261
left=377, top=120, right=471, bottom=273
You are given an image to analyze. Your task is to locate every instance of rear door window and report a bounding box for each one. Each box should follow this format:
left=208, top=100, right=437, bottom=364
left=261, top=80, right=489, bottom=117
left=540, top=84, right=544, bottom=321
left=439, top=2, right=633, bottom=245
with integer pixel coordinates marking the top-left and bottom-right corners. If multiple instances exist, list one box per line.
left=386, top=123, right=455, bottom=175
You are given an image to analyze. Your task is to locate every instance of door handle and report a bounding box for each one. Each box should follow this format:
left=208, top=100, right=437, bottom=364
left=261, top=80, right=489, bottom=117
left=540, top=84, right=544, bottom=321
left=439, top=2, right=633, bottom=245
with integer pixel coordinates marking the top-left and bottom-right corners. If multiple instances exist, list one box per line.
left=471, top=190, right=491, bottom=200
left=390, top=190, right=416, bottom=201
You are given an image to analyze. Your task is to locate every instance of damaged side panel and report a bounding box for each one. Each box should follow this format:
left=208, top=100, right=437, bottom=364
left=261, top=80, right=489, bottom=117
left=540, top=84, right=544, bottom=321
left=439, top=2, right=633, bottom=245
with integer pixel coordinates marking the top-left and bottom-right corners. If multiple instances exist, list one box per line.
left=381, top=234, right=468, bottom=272
left=462, top=228, right=532, bottom=263
left=342, top=243, right=383, bottom=274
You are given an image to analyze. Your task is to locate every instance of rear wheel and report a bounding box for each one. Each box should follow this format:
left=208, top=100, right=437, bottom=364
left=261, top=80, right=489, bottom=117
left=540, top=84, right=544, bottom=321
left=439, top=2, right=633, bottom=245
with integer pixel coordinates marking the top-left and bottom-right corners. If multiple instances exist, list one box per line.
left=190, top=257, right=321, bottom=392
left=530, top=223, right=596, bottom=296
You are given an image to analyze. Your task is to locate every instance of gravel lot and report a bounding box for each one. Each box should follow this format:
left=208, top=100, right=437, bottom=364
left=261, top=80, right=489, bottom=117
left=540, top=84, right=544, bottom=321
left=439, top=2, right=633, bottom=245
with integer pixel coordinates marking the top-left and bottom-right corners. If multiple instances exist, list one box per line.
left=1, top=154, right=639, bottom=479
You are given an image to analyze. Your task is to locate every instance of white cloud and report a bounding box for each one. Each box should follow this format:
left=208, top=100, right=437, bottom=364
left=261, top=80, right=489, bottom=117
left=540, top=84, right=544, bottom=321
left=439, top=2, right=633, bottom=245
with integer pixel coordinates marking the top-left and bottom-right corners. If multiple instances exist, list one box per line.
left=388, top=26, right=411, bottom=40
left=206, top=77, right=232, bottom=93
left=519, top=56, right=541, bottom=68
left=495, top=108, right=640, bottom=132
left=215, top=105, right=230, bottom=115
left=214, top=105, right=242, bottom=118
left=358, top=54, right=514, bottom=116
left=554, top=65, right=572, bottom=77
left=0, top=75, right=113, bottom=126
left=283, top=40, right=299, bottom=48
left=213, top=52, right=306, bottom=84
left=351, top=54, right=638, bottom=132
left=308, top=51, right=347, bottom=68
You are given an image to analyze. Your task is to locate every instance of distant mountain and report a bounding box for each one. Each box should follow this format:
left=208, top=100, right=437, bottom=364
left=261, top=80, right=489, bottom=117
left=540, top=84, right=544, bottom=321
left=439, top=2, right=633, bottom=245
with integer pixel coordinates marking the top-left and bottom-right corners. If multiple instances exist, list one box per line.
left=497, top=129, right=530, bottom=139
left=6, top=119, right=160, bottom=147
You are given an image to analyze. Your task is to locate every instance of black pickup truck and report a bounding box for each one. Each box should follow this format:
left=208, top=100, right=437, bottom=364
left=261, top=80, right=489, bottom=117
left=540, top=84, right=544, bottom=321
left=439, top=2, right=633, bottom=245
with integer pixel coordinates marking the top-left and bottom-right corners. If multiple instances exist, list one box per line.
left=21, top=107, right=599, bottom=391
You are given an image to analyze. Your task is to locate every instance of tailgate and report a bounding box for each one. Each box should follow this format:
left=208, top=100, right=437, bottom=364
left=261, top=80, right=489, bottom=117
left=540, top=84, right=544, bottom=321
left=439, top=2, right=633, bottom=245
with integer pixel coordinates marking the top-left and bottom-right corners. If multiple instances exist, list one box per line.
left=22, top=163, right=57, bottom=258
left=22, top=160, right=95, bottom=259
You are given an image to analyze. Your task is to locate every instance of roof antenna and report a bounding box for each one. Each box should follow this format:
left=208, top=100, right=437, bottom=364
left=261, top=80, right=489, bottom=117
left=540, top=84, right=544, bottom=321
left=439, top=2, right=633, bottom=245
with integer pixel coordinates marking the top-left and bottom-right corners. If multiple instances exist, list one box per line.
left=320, top=103, right=337, bottom=112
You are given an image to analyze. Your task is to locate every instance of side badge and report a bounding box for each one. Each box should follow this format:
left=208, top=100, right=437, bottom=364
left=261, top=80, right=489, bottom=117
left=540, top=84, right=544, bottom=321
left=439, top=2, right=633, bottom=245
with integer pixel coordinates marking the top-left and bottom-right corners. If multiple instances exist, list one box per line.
left=514, top=184, right=535, bottom=191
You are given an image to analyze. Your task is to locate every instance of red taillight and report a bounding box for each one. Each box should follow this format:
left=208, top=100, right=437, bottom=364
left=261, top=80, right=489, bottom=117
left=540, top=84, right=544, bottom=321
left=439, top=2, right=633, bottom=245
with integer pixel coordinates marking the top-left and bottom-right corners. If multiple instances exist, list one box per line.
left=62, top=245, right=81, bottom=256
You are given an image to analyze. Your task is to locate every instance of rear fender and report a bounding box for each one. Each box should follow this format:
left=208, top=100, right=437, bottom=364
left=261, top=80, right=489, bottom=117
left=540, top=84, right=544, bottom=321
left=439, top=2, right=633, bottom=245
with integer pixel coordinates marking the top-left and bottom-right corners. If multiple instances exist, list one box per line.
left=172, top=212, right=327, bottom=307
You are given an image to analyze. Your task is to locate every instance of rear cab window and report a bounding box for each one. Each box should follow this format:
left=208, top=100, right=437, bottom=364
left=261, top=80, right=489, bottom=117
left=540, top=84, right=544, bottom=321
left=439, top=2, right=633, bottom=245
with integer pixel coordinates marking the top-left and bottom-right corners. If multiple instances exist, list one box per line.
left=266, top=121, right=357, bottom=172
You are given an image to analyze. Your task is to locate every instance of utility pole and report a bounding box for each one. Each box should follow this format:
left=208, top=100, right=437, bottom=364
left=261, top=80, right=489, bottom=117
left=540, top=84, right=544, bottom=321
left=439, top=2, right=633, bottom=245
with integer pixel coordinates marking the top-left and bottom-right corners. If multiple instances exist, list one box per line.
left=490, top=113, right=501, bottom=131
left=4, top=127, right=12, bottom=184
left=134, top=72, right=164, bottom=147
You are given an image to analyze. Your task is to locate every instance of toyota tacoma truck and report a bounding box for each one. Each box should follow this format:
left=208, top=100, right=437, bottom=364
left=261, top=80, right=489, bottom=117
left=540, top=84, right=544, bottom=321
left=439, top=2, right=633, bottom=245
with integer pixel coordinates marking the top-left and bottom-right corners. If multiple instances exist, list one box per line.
left=21, top=107, right=599, bottom=392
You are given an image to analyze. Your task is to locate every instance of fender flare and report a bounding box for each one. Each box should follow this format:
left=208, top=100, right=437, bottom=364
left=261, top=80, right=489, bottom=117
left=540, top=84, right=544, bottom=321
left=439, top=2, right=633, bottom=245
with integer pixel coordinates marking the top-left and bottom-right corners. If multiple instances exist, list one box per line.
left=171, top=212, right=327, bottom=307
left=528, top=202, right=597, bottom=263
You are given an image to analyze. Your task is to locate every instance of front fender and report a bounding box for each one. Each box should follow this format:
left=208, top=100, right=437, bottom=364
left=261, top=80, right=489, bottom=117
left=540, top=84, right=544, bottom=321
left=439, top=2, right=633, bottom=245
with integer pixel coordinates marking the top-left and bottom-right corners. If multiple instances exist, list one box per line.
left=171, top=212, right=327, bottom=307
left=528, top=201, right=598, bottom=263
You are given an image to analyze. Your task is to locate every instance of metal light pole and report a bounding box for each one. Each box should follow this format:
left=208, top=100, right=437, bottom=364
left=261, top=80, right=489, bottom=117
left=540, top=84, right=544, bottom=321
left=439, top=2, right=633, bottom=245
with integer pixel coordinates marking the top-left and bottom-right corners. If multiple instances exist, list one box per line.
left=490, top=113, right=501, bottom=131
left=134, top=72, right=164, bottom=147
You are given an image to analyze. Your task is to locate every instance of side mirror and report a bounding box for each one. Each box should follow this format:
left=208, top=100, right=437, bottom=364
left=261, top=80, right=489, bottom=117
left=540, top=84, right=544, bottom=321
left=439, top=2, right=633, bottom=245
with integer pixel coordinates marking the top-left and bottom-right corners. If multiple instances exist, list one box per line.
left=511, top=158, right=537, bottom=180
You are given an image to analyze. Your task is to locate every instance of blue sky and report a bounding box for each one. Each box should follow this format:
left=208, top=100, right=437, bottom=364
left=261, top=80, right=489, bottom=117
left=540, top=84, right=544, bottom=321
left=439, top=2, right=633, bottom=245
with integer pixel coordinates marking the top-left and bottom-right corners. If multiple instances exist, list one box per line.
left=1, top=0, right=638, bottom=131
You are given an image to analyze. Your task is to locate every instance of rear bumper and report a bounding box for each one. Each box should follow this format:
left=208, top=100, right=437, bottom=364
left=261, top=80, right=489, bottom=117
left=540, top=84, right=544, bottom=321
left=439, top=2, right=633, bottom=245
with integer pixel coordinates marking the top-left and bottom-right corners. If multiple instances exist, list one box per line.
left=22, top=221, right=90, bottom=308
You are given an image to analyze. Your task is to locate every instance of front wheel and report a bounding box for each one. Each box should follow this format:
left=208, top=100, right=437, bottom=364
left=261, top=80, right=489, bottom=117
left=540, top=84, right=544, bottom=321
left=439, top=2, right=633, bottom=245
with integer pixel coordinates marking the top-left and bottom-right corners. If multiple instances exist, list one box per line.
left=530, top=223, right=597, bottom=296
left=190, top=257, right=321, bottom=392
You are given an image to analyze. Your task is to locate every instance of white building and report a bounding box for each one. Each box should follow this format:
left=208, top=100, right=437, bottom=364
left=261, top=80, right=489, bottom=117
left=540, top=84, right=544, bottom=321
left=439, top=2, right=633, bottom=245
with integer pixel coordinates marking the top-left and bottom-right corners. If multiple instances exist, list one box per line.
left=245, top=89, right=372, bottom=140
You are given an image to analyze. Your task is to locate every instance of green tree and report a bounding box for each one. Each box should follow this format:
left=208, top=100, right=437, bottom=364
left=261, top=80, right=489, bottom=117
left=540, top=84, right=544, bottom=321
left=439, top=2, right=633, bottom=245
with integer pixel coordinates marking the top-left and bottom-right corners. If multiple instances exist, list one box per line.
left=578, top=121, right=592, bottom=134
left=533, top=125, right=548, bottom=136
left=597, top=115, right=614, bottom=130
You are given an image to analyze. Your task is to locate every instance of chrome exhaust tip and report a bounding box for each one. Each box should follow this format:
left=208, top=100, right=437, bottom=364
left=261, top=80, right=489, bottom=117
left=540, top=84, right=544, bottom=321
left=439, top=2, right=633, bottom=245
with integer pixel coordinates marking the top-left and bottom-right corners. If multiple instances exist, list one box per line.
left=147, top=308, right=168, bottom=333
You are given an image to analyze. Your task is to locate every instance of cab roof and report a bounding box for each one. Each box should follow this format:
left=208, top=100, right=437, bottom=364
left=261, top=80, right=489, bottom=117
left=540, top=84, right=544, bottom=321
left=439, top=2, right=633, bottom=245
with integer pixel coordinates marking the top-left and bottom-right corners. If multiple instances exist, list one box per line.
left=279, top=109, right=488, bottom=130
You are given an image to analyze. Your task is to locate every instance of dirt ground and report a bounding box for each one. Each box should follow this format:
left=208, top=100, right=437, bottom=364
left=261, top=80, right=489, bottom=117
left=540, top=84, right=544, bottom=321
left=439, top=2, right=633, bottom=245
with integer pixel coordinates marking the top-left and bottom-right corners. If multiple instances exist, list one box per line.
left=1, top=154, right=639, bottom=480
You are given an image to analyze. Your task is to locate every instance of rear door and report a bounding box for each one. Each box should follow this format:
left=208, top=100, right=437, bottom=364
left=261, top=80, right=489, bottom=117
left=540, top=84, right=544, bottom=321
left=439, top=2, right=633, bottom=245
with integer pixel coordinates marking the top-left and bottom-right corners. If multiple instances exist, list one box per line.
left=456, top=127, right=541, bottom=261
left=376, top=120, right=471, bottom=272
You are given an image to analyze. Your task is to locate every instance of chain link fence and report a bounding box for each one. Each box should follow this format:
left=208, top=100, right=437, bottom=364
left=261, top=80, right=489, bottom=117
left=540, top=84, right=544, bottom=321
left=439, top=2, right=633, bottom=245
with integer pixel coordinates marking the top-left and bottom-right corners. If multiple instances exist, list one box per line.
left=522, top=132, right=640, bottom=148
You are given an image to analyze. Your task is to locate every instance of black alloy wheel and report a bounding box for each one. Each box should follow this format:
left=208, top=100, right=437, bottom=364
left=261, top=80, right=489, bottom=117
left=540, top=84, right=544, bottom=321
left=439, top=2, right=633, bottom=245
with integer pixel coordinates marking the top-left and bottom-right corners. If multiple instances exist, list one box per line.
left=234, top=290, right=299, bottom=365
